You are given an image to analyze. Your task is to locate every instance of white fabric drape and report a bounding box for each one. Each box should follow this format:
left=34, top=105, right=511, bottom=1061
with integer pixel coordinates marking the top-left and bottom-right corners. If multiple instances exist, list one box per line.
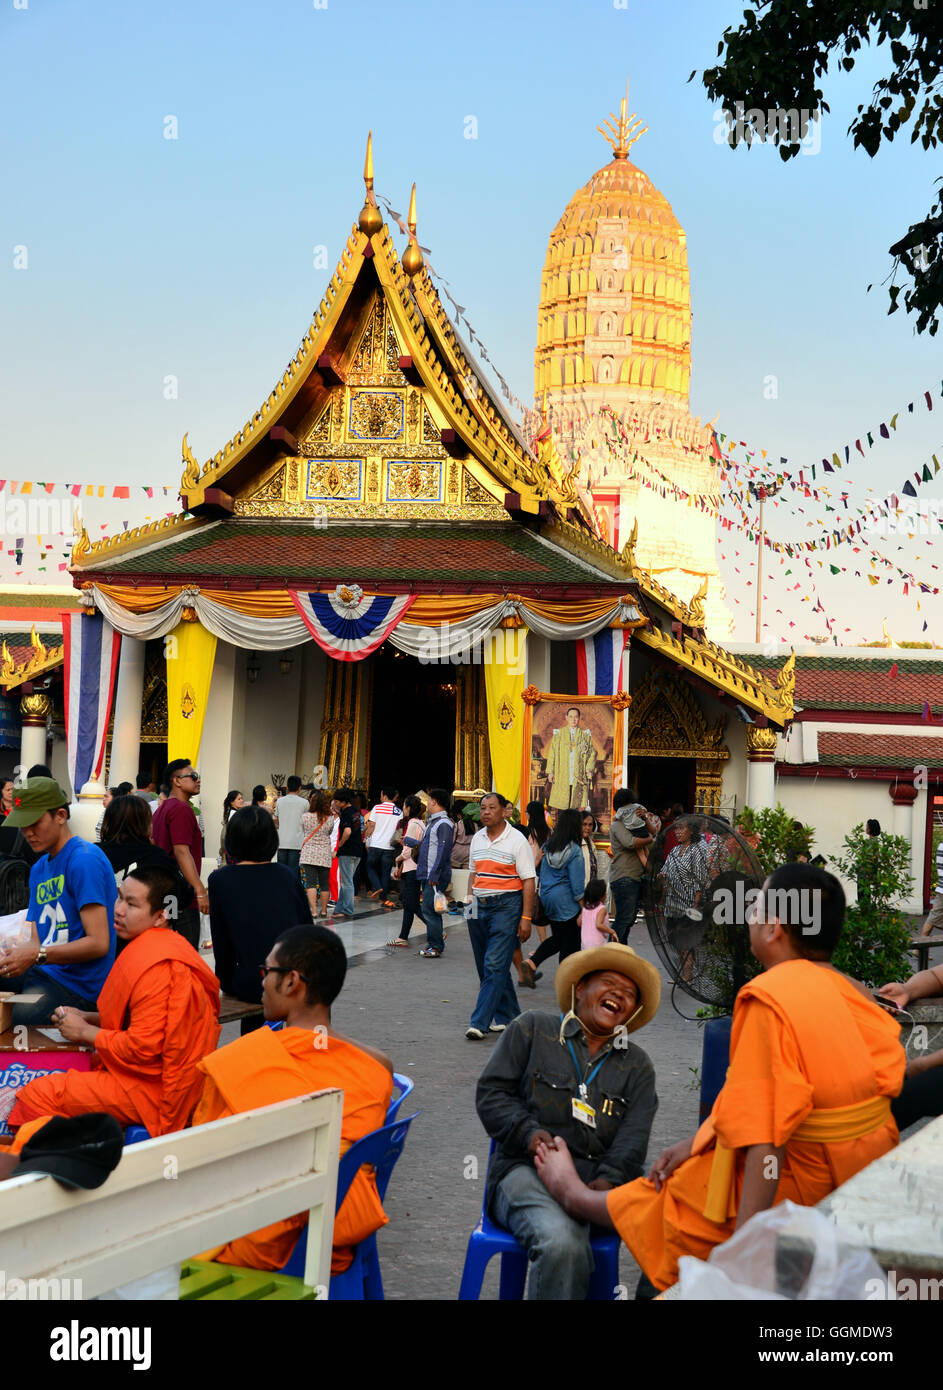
left=86, top=586, right=644, bottom=653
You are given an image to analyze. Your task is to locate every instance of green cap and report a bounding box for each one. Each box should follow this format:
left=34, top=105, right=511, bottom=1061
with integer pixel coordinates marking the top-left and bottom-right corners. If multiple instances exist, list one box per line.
left=5, top=777, right=70, bottom=827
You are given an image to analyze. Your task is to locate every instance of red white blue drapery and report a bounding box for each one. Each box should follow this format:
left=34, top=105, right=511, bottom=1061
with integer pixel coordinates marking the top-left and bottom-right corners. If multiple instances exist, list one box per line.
left=575, top=627, right=628, bottom=696
left=289, top=585, right=416, bottom=661
left=61, top=611, right=122, bottom=793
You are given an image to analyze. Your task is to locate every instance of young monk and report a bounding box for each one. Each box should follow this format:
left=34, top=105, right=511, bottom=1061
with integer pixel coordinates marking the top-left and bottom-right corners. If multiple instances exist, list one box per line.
left=8, top=865, right=220, bottom=1137
left=192, top=923, right=394, bottom=1276
left=533, top=862, right=906, bottom=1292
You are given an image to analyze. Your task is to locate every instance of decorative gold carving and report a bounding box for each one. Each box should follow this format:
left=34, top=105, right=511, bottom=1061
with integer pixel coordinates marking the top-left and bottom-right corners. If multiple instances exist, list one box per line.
left=349, top=390, right=404, bottom=440
left=319, top=660, right=364, bottom=787
left=19, top=691, right=51, bottom=726
left=29, top=627, right=47, bottom=665
left=598, top=95, right=648, bottom=160
left=694, top=760, right=724, bottom=816
left=181, top=433, right=200, bottom=491
left=306, top=404, right=332, bottom=443
left=687, top=577, right=708, bottom=627
left=463, top=473, right=498, bottom=505
left=72, top=522, right=92, bottom=566
left=250, top=465, right=287, bottom=503
left=387, top=461, right=441, bottom=501
left=627, top=668, right=728, bottom=759
left=746, top=725, right=778, bottom=760
left=620, top=518, right=638, bottom=573
left=407, top=389, right=421, bottom=442
left=455, top=664, right=490, bottom=791
left=233, top=497, right=509, bottom=522
left=446, top=460, right=460, bottom=502
left=141, top=642, right=168, bottom=743
left=386, top=320, right=400, bottom=372
left=366, top=457, right=379, bottom=500
left=776, top=650, right=796, bottom=705
left=422, top=404, right=440, bottom=442
left=0, top=641, right=14, bottom=681
left=306, top=459, right=362, bottom=501
left=352, top=298, right=381, bottom=377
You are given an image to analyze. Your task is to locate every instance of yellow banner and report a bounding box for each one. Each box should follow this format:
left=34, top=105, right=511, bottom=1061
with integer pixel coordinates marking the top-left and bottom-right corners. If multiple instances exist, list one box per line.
left=483, top=627, right=527, bottom=806
left=166, top=620, right=217, bottom=765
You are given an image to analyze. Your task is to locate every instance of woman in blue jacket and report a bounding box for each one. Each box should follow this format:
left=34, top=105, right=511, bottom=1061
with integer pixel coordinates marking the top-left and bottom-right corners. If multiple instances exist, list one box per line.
left=521, top=809, right=585, bottom=982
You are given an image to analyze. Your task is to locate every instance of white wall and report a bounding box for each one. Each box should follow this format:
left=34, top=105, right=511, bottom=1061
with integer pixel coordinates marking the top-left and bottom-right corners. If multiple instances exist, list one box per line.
left=240, top=649, right=305, bottom=788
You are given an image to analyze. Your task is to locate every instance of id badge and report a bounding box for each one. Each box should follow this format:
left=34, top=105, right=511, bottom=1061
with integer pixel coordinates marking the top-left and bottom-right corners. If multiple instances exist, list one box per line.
left=571, top=1097, right=597, bottom=1129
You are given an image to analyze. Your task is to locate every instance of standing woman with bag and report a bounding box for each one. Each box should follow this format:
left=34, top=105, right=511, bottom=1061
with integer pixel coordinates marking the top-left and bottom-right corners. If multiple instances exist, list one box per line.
left=521, top=809, right=585, bottom=981
left=299, top=791, right=335, bottom=923
left=387, top=795, right=426, bottom=950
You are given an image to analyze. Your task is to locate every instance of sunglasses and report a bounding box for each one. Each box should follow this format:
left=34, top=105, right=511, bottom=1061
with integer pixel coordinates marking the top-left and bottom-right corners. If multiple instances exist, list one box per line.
left=180, top=772, right=200, bottom=781
left=260, top=964, right=309, bottom=983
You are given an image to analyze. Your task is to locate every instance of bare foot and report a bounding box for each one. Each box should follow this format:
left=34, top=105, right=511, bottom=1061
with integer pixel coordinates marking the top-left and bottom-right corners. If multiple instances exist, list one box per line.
left=533, top=1136, right=581, bottom=1208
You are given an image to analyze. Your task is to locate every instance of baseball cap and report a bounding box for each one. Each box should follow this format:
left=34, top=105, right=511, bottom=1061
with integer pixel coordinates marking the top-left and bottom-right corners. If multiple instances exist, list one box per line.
left=14, top=1114, right=124, bottom=1189
left=5, top=777, right=69, bottom=827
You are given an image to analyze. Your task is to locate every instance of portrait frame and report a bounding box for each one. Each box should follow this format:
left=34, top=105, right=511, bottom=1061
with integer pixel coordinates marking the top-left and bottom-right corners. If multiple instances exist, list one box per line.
left=520, top=687, right=630, bottom=835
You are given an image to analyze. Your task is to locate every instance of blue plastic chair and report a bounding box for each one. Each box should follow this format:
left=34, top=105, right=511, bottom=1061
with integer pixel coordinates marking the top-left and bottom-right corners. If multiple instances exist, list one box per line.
left=124, top=1126, right=151, bottom=1146
left=387, top=1073, right=413, bottom=1124
left=278, top=1110, right=418, bottom=1299
left=458, top=1144, right=622, bottom=1301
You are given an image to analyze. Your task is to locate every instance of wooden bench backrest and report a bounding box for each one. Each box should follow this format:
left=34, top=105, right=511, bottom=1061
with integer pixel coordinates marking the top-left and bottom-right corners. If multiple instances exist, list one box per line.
left=0, top=1088, right=342, bottom=1298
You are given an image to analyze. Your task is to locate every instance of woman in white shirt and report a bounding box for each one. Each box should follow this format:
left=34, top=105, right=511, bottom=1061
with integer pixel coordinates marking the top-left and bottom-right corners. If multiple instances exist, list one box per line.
left=387, top=796, right=426, bottom=949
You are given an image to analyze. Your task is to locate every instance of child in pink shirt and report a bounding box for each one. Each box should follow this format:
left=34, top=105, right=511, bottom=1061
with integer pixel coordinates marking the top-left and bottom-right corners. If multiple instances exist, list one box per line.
left=580, top=877, right=618, bottom=948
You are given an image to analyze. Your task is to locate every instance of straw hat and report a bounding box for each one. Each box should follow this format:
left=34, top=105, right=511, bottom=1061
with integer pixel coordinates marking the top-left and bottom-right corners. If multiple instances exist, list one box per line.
left=554, top=943, right=661, bottom=1034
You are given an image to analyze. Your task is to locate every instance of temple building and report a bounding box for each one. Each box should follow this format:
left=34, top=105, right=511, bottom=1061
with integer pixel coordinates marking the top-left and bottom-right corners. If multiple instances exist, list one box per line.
left=53, top=133, right=789, bottom=845
left=534, top=98, right=734, bottom=636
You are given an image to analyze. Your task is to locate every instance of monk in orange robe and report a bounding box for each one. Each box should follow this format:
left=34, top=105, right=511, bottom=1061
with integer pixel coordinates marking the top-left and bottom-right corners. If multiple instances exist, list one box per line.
left=533, top=863, right=906, bottom=1292
left=193, top=923, right=393, bottom=1276
left=9, top=865, right=220, bottom=1137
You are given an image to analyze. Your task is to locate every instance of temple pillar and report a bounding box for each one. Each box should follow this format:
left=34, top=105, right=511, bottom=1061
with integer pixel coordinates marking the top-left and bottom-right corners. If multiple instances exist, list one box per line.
left=19, top=692, right=50, bottom=775
left=694, top=758, right=725, bottom=816
left=108, top=635, right=146, bottom=786
left=618, top=633, right=630, bottom=794
left=745, top=725, right=777, bottom=811
left=200, top=643, right=246, bottom=871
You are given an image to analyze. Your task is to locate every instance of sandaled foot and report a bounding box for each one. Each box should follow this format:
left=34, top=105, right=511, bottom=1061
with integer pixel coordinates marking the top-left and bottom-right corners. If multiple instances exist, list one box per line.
left=387, top=938, right=410, bottom=949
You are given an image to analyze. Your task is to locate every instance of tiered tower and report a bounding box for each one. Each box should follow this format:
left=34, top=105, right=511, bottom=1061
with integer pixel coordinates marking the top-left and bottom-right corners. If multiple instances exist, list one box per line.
left=535, top=96, right=733, bottom=636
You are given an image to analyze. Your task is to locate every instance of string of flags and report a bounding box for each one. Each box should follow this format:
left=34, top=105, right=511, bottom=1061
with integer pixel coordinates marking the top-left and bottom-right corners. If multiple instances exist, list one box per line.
left=0, top=481, right=175, bottom=498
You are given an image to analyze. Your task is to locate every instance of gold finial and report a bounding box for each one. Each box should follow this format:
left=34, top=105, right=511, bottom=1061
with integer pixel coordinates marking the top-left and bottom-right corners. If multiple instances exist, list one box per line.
left=358, top=130, right=383, bottom=237
left=688, top=577, right=708, bottom=627
left=71, top=514, right=91, bottom=566
left=777, top=649, right=796, bottom=701
left=597, top=89, right=648, bottom=161
left=620, top=517, right=638, bottom=570
left=181, top=432, right=200, bottom=491
left=29, top=626, right=48, bottom=664
left=402, top=182, right=424, bottom=277
left=1, top=640, right=14, bottom=681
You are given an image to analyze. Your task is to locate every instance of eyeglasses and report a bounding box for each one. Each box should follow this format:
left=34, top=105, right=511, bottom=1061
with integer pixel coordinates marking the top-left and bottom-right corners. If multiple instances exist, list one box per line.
left=260, top=965, right=309, bottom=983
left=180, top=772, right=200, bottom=781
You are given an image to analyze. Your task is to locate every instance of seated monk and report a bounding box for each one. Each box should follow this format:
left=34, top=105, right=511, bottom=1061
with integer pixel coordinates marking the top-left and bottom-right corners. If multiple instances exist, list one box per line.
left=8, top=865, right=221, bottom=1137
left=192, top=923, right=393, bottom=1276
left=532, top=863, right=905, bottom=1293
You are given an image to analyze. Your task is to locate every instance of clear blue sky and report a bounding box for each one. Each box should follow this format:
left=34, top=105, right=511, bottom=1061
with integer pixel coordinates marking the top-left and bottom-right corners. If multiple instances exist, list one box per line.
left=2, top=0, right=940, bottom=642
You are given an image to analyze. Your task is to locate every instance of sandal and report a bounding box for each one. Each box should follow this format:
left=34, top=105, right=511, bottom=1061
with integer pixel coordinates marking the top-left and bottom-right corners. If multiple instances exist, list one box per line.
left=387, top=938, right=410, bottom=949
left=519, top=959, right=539, bottom=988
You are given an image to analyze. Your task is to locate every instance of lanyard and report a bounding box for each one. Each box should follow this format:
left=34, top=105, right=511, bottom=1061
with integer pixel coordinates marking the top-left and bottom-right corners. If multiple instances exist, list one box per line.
left=565, top=1038, right=610, bottom=1101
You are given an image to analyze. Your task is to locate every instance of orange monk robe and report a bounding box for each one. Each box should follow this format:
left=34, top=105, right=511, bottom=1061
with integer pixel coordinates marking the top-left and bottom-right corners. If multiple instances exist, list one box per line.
left=608, top=960, right=905, bottom=1291
left=9, top=928, right=220, bottom=1137
left=192, top=1025, right=393, bottom=1275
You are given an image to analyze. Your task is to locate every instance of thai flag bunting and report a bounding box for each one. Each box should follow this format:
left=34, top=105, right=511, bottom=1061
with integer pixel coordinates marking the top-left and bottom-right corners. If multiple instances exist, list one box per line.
left=61, top=612, right=121, bottom=795
left=289, top=585, right=415, bottom=661
left=575, top=628, right=628, bottom=696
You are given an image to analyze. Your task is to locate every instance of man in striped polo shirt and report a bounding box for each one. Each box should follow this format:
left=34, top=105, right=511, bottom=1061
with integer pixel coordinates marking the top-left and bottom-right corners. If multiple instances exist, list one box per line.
left=465, top=793, right=536, bottom=1040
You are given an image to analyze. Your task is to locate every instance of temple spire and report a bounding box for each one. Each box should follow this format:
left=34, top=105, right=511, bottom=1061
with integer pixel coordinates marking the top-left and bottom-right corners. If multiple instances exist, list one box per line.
left=402, top=182, right=423, bottom=277
left=597, top=84, right=648, bottom=160
left=358, top=130, right=383, bottom=237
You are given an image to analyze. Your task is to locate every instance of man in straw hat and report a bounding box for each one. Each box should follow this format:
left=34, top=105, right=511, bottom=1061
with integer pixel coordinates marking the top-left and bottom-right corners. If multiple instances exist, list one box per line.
left=475, top=941, right=660, bottom=1299
left=533, top=863, right=905, bottom=1293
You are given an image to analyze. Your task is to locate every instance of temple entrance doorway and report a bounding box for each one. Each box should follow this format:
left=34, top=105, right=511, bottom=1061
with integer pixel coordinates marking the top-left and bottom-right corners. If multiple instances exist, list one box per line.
left=628, top=756, right=695, bottom=817
left=367, top=643, right=458, bottom=801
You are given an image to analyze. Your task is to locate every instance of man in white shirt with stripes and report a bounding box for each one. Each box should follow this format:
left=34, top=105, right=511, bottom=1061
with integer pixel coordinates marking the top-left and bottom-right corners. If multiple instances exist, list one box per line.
left=364, top=786, right=402, bottom=902
left=465, top=793, right=536, bottom=1040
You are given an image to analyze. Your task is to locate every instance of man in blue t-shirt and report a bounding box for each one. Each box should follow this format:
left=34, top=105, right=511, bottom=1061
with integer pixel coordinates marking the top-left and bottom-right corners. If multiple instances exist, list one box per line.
left=2, top=778, right=116, bottom=1025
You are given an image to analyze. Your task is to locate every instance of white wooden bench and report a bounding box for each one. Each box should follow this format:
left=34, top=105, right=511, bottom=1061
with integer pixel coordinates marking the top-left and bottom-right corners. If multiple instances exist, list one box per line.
left=0, top=1089, right=342, bottom=1299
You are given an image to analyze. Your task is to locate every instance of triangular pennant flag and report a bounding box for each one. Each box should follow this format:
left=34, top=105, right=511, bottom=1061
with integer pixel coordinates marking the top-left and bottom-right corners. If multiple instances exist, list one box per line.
left=903, top=481, right=918, bottom=497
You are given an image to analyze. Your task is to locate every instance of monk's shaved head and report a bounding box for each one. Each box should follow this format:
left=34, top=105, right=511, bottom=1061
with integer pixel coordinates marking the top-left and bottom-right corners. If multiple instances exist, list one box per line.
left=274, top=924, right=347, bottom=1007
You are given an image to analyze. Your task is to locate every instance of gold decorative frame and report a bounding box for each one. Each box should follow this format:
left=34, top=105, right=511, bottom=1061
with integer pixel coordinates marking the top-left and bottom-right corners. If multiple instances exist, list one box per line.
left=520, top=687, right=628, bottom=829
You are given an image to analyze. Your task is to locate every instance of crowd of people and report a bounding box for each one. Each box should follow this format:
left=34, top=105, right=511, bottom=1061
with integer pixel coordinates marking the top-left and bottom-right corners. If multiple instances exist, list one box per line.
left=0, top=766, right=941, bottom=1299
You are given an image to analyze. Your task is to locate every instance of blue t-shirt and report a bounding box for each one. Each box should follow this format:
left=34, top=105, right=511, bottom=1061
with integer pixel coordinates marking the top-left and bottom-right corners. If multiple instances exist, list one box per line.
left=28, top=835, right=117, bottom=1004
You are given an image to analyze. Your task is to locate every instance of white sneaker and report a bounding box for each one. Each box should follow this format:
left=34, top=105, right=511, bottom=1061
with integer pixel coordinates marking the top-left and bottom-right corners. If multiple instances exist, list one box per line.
left=488, top=1023, right=507, bottom=1033
left=465, top=1027, right=486, bottom=1040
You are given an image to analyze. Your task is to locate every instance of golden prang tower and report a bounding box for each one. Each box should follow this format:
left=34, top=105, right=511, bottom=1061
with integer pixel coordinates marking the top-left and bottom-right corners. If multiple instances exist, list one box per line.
left=535, top=93, right=733, bottom=636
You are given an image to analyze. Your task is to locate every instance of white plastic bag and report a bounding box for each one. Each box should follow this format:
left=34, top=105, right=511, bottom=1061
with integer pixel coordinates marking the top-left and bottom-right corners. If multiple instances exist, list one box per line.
left=677, top=1200, right=887, bottom=1300
left=0, top=910, right=29, bottom=951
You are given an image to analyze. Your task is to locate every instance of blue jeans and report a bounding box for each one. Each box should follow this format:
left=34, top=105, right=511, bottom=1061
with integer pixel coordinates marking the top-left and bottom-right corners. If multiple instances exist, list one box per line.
left=366, top=847, right=396, bottom=896
left=336, top=855, right=357, bottom=915
left=420, top=882, right=445, bottom=952
left=468, top=891, right=522, bottom=1031
left=610, top=876, right=642, bottom=944
left=492, top=1163, right=594, bottom=1300
left=6, top=964, right=99, bottom=1027
left=277, top=848, right=301, bottom=874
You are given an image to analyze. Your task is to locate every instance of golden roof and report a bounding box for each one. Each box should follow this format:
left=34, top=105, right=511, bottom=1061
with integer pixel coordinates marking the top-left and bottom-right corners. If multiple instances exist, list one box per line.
left=535, top=98, right=692, bottom=410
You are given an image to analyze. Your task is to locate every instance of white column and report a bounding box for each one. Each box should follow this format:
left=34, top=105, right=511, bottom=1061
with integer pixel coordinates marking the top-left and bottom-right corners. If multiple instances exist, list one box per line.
left=199, top=643, right=244, bottom=875
left=620, top=637, right=630, bottom=794
left=19, top=695, right=49, bottom=773
left=108, top=635, right=146, bottom=786
left=745, top=756, right=775, bottom=810
left=525, top=633, right=550, bottom=691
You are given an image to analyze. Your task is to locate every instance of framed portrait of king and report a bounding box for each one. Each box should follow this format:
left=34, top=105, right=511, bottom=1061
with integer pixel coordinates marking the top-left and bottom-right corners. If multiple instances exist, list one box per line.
left=520, top=688, right=629, bottom=835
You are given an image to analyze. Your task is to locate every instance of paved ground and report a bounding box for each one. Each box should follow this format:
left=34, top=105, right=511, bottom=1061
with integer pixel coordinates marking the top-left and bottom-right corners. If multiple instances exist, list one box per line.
left=225, top=907, right=705, bottom=1300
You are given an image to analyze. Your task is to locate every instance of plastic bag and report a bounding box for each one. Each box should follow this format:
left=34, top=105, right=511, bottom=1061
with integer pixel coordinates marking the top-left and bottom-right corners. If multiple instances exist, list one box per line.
left=95, top=1264, right=181, bottom=1301
left=677, top=1201, right=886, bottom=1300
left=0, top=910, right=29, bottom=951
